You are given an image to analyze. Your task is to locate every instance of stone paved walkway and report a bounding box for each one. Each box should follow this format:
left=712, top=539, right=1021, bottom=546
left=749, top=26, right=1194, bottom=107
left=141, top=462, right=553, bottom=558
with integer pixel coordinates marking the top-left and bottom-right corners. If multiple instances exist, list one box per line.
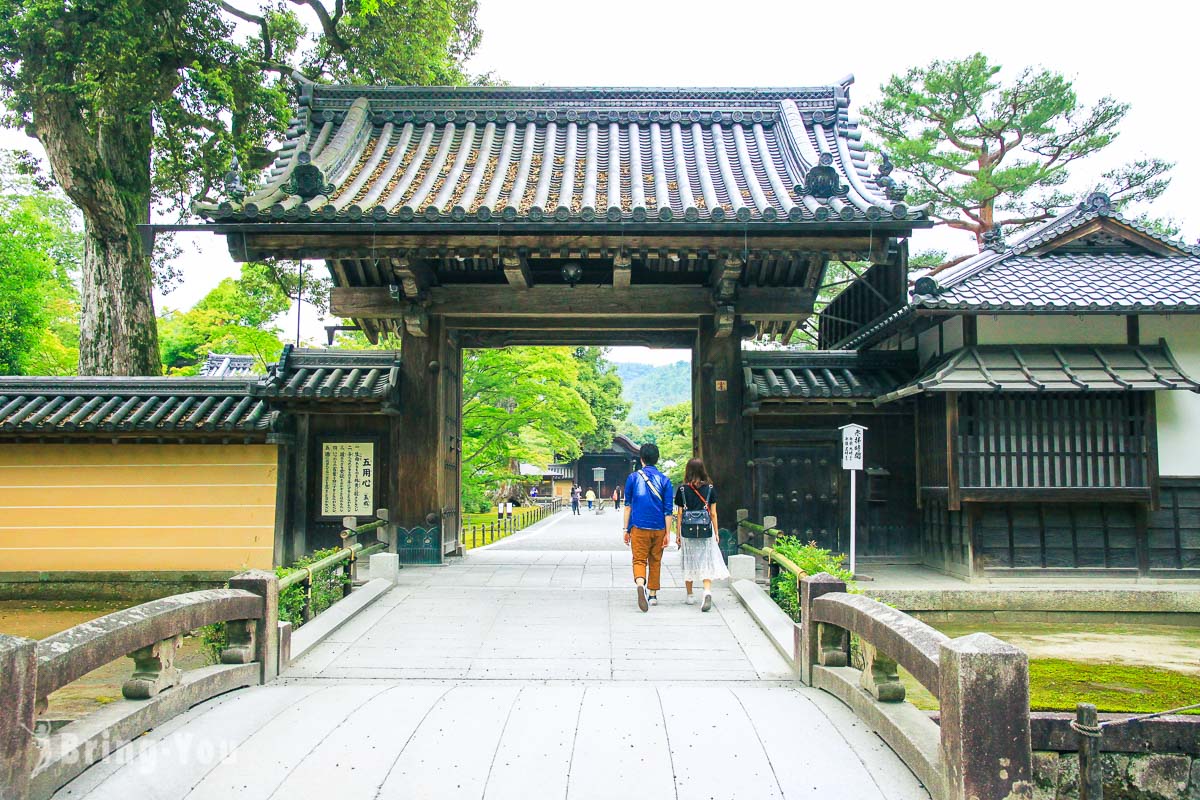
left=56, top=511, right=931, bottom=800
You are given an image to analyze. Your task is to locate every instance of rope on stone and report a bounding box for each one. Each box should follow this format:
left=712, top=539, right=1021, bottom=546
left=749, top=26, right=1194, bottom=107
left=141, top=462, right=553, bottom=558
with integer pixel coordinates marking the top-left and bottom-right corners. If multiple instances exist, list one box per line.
left=1098, top=702, right=1200, bottom=728
left=1072, top=702, right=1200, bottom=737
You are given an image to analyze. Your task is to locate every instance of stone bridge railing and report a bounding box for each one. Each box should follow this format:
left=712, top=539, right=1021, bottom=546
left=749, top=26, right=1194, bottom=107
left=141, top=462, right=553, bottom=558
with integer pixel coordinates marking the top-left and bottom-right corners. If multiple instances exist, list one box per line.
left=801, top=573, right=1034, bottom=800
left=0, top=571, right=279, bottom=800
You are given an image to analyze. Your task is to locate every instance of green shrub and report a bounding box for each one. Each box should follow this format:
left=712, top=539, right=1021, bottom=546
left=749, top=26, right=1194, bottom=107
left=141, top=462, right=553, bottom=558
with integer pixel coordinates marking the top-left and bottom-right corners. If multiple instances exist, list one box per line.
left=765, top=536, right=858, bottom=621
left=276, top=546, right=349, bottom=628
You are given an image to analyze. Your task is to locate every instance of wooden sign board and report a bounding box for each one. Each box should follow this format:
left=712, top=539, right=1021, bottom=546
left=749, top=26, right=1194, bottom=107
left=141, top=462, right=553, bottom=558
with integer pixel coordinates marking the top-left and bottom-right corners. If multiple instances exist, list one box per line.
left=839, top=423, right=866, bottom=471
left=321, top=441, right=375, bottom=516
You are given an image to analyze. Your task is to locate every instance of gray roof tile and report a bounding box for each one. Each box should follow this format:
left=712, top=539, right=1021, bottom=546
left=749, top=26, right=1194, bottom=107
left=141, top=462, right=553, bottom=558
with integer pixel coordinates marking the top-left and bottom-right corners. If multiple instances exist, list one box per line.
left=198, top=85, right=925, bottom=227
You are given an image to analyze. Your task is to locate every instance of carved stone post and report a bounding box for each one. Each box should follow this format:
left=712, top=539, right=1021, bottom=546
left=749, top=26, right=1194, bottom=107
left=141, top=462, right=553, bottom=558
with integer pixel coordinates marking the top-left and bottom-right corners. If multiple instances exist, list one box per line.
left=859, top=641, right=905, bottom=702
left=226, top=570, right=280, bottom=684
left=121, top=635, right=183, bottom=699
left=939, top=633, right=1033, bottom=800
left=0, top=635, right=39, bottom=800
left=799, top=572, right=847, bottom=686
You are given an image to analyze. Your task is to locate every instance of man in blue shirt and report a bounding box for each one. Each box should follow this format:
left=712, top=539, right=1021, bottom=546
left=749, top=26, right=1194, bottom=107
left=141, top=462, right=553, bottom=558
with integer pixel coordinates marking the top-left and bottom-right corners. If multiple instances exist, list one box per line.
left=622, top=443, right=674, bottom=612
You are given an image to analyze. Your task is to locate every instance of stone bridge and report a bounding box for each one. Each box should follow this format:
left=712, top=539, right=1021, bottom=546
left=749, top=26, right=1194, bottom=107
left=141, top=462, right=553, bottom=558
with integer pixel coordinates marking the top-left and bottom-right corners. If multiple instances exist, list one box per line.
left=3, top=510, right=1038, bottom=800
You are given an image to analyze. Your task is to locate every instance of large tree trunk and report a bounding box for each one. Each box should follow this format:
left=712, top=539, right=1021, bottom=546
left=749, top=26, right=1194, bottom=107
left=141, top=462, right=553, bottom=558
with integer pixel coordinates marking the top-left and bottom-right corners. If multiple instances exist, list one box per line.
left=33, top=95, right=162, bottom=375
left=78, top=219, right=161, bottom=375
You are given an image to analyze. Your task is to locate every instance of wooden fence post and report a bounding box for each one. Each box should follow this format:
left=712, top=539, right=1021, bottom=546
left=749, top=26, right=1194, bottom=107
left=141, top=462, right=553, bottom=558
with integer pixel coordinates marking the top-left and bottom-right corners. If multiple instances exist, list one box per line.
left=1077, top=703, right=1102, bottom=800
left=938, top=633, right=1033, bottom=800
left=0, top=635, right=39, bottom=800
left=798, top=573, right=847, bottom=686
left=227, top=570, right=280, bottom=684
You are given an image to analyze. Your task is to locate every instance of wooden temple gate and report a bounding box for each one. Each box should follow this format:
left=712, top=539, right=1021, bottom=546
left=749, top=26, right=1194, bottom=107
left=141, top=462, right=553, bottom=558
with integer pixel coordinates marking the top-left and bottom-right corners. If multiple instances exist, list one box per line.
left=197, top=84, right=926, bottom=561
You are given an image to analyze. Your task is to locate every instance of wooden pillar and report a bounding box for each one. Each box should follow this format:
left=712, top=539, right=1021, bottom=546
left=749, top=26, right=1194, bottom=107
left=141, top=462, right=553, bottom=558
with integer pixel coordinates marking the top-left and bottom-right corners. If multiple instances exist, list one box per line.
left=289, top=414, right=310, bottom=562
left=394, top=316, right=461, bottom=560
left=695, top=315, right=749, bottom=517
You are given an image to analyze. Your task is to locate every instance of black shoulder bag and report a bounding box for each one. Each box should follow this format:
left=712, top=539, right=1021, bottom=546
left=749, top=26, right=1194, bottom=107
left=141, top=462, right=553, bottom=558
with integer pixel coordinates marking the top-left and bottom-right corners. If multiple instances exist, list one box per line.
left=680, top=485, right=715, bottom=539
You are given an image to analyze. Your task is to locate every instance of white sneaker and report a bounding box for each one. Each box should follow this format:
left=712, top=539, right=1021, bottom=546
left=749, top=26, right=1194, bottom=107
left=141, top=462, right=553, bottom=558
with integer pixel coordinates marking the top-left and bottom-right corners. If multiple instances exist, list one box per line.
left=648, top=594, right=658, bottom=606
left=685, top=594, right=696, bottom=605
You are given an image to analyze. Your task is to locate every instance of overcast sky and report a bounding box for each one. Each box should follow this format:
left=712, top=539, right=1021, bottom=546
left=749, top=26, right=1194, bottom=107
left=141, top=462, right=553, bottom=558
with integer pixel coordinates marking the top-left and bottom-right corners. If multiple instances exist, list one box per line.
left=5, top=0, right=1197, bottom=366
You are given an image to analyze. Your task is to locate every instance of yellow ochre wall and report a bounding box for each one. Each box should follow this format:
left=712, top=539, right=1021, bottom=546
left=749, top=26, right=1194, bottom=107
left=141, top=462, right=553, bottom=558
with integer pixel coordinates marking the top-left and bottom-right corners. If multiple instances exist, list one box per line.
left=0, top=444, right=277, bottom=572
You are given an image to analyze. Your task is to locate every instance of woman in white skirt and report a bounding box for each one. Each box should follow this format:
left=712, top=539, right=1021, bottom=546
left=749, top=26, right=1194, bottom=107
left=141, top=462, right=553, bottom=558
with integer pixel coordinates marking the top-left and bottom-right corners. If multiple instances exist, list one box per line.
left=673, top=458, right=730, bottom=611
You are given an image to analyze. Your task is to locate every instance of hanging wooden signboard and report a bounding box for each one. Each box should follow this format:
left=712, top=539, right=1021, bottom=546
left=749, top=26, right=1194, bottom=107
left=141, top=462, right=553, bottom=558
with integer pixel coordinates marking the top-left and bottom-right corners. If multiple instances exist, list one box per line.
left=321, top=441, right=375, bottom=517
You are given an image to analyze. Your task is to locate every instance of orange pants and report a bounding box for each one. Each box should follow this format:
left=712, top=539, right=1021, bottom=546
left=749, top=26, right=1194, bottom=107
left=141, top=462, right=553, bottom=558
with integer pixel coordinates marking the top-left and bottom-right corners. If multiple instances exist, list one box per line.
left=630, top=526, right=667, bottom=591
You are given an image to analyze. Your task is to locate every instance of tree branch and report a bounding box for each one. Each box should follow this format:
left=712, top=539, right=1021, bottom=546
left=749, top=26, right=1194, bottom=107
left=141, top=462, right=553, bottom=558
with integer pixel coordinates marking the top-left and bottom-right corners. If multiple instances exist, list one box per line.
left=288, top=0, right=348, bottom=52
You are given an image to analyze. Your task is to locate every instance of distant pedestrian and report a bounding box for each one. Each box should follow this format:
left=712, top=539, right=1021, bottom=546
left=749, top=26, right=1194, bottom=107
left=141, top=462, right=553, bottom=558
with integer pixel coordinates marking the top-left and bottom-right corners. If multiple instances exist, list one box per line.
left=623, top=443, right=673, bottom=611
left=571, top=485, right=582, bottom=515
left=674, top=457, right=728, bottom=612
left=585, top=488, right=596, bottom=510
left=530, top=486, right=539, bottom=499
left=612, top=488, right=620, bottom=509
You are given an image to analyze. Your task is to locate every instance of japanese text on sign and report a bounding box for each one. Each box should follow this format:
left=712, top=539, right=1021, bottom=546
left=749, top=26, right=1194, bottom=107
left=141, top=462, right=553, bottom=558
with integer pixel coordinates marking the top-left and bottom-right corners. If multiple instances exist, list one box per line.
left=321, top=442, right=375, bottom=516
left=841, top=425, right=864, bottom=470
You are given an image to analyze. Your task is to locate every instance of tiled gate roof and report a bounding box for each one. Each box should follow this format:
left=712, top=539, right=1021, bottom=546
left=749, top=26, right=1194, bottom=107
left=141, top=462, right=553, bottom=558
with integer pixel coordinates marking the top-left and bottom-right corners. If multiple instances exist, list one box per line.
left=199, top=83, right=924, bottom=227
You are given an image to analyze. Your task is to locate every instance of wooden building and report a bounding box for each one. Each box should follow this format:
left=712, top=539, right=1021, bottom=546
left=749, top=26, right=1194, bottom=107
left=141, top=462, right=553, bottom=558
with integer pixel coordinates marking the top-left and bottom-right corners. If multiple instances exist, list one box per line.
left=550, top=435, right=642, bottom=499
left=744, top=193, right=1200, bottom=578
left=190, top=81, right=926, bottom=562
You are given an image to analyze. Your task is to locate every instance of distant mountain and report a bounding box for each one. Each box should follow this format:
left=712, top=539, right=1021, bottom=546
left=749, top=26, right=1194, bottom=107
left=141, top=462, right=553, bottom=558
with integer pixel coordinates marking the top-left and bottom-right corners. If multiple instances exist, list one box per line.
left=612, top=360, right=690, bottom=427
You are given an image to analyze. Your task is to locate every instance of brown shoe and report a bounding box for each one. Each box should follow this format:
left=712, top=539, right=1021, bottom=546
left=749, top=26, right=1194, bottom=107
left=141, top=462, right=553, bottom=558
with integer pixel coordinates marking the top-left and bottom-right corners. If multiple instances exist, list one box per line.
left=701, top=593, right=713, bottom=612
left=637, top=584, right=649, bottom=612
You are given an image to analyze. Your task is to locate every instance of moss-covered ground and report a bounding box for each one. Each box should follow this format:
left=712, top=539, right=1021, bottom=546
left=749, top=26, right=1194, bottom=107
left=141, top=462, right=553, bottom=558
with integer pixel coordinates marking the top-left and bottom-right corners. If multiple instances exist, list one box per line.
left=898, top=620, right=1200, bottom=714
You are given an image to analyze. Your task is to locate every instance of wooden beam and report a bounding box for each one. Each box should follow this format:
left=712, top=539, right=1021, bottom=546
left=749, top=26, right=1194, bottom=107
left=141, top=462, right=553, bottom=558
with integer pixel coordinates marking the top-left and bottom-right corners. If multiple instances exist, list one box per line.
left=460, top=330, right=696, bottom=348
left=613, top=252, right=631, bottom=289
left=709, top=253, right=744, bottom=287
left=1025, top=217, right=1183, bottom=257
left=332, top=285, right=815, bottom=320
left=447, top=317, right=699, bottom=331
left=389, top=256, right=435, bottom=299
left=244, top=232, right=882, bottom=256
left=501, top=254, right=533, bottom=288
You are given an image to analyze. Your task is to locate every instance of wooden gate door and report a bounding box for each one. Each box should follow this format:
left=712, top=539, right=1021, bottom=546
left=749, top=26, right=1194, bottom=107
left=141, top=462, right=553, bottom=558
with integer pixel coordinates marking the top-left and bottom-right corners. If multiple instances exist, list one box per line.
left=754, top=436, right=842, bottom=553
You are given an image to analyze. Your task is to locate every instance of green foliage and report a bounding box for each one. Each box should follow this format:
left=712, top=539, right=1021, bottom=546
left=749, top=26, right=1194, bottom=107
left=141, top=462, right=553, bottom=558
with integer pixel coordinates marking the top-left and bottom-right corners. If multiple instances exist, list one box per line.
left=0, top=0, right=482, bottom=374
left=461, top=347, right=596, bottom=506
left=158, top=262, right=290, bottom=374
left=276, top=547, right=350, bottom=628
left=0, top=152, right=81, bottom=375
left=766, top=536, right=857, bottom=621
left=864, top=53, right=1172, bottom=247
left=644, top=401, right=692, bottom=485
left=198, top=621, right=226, bottom=665
left=573, top=347, right=630, bottom=453
left=615, top=361, right=690, bottom=427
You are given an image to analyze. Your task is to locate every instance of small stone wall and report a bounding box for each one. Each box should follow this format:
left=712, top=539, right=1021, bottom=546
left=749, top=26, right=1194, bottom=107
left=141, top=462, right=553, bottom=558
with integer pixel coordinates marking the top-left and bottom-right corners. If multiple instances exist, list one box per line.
left=1033, top=752, right=1197, bottom=800
left=1028, top=713, right=1200, bottom=800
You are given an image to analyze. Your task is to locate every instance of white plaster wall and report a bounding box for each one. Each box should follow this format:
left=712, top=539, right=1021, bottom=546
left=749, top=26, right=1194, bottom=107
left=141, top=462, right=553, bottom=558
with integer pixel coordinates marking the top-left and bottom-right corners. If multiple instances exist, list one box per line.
left=1140, top=315, right=1200, bottom=477
left=943, top=316, right=964, bottom=352
left=917, top=326, right=939, bottom=366
left=976, top=314, right=1127, bottom=345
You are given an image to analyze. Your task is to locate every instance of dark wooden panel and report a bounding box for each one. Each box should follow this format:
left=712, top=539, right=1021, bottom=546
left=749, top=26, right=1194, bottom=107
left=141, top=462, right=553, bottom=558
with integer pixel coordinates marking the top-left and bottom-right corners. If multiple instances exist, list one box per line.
left=976, top=502, right=1142, bottom=572
left=957, top=392, right=1152, bottom=493
left=1146, top=477, right=1200, bottom=570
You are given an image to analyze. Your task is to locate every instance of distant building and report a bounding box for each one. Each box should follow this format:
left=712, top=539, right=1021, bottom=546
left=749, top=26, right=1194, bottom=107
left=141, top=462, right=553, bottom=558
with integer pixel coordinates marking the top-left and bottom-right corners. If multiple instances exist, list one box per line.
left=549, top=435, right=641, bottom=500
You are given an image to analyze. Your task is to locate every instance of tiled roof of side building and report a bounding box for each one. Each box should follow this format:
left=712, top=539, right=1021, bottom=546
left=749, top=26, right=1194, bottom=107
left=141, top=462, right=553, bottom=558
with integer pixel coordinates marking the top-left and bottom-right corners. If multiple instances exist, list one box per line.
left=920, top=254, right=1200, bottom=312
left=743, top=350, right=916, bottom=403
left=875, top=343, right=1200, bottom=405
left=197, top=82, right=926, bottom=227
left=0, top=377, right=272, bottom=437
left=199, top=353, right=260, bottom=377
left=253, top=346, right=401, bottom=404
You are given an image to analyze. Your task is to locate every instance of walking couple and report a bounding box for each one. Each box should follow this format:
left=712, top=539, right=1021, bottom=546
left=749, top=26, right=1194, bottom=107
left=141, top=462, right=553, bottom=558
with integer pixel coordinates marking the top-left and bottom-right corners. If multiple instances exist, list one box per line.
left=621, top=443, right=729, bottom=612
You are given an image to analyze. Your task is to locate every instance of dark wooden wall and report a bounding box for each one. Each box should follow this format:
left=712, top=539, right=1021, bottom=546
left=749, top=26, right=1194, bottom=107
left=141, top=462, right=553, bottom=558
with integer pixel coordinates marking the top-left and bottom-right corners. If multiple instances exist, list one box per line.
left=576, top=452, right=639, bottom=497
left=1147, top=478, right=1200, bottom=575
left=750, top=406, right=919, bottom=562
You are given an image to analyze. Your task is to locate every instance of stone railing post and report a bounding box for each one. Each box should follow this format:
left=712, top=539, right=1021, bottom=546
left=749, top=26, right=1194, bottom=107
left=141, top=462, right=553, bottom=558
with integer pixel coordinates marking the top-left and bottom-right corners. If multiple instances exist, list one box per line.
left=939, top=633, right=1033, bottom=800
left=1, top=635, right=39, bottom=800
left=799, top=572, right=848, bottom=686
left=121, top=635, right=184, bottom=699
left=225, top=570, right=280, bottom=684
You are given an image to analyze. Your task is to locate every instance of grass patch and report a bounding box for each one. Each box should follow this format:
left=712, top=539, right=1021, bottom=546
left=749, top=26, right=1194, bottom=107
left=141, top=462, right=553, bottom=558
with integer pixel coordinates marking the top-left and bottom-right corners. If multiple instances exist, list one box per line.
left=900, top=660, right=1200, bottom=714
left=460, top=505, right=556, bottom=550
